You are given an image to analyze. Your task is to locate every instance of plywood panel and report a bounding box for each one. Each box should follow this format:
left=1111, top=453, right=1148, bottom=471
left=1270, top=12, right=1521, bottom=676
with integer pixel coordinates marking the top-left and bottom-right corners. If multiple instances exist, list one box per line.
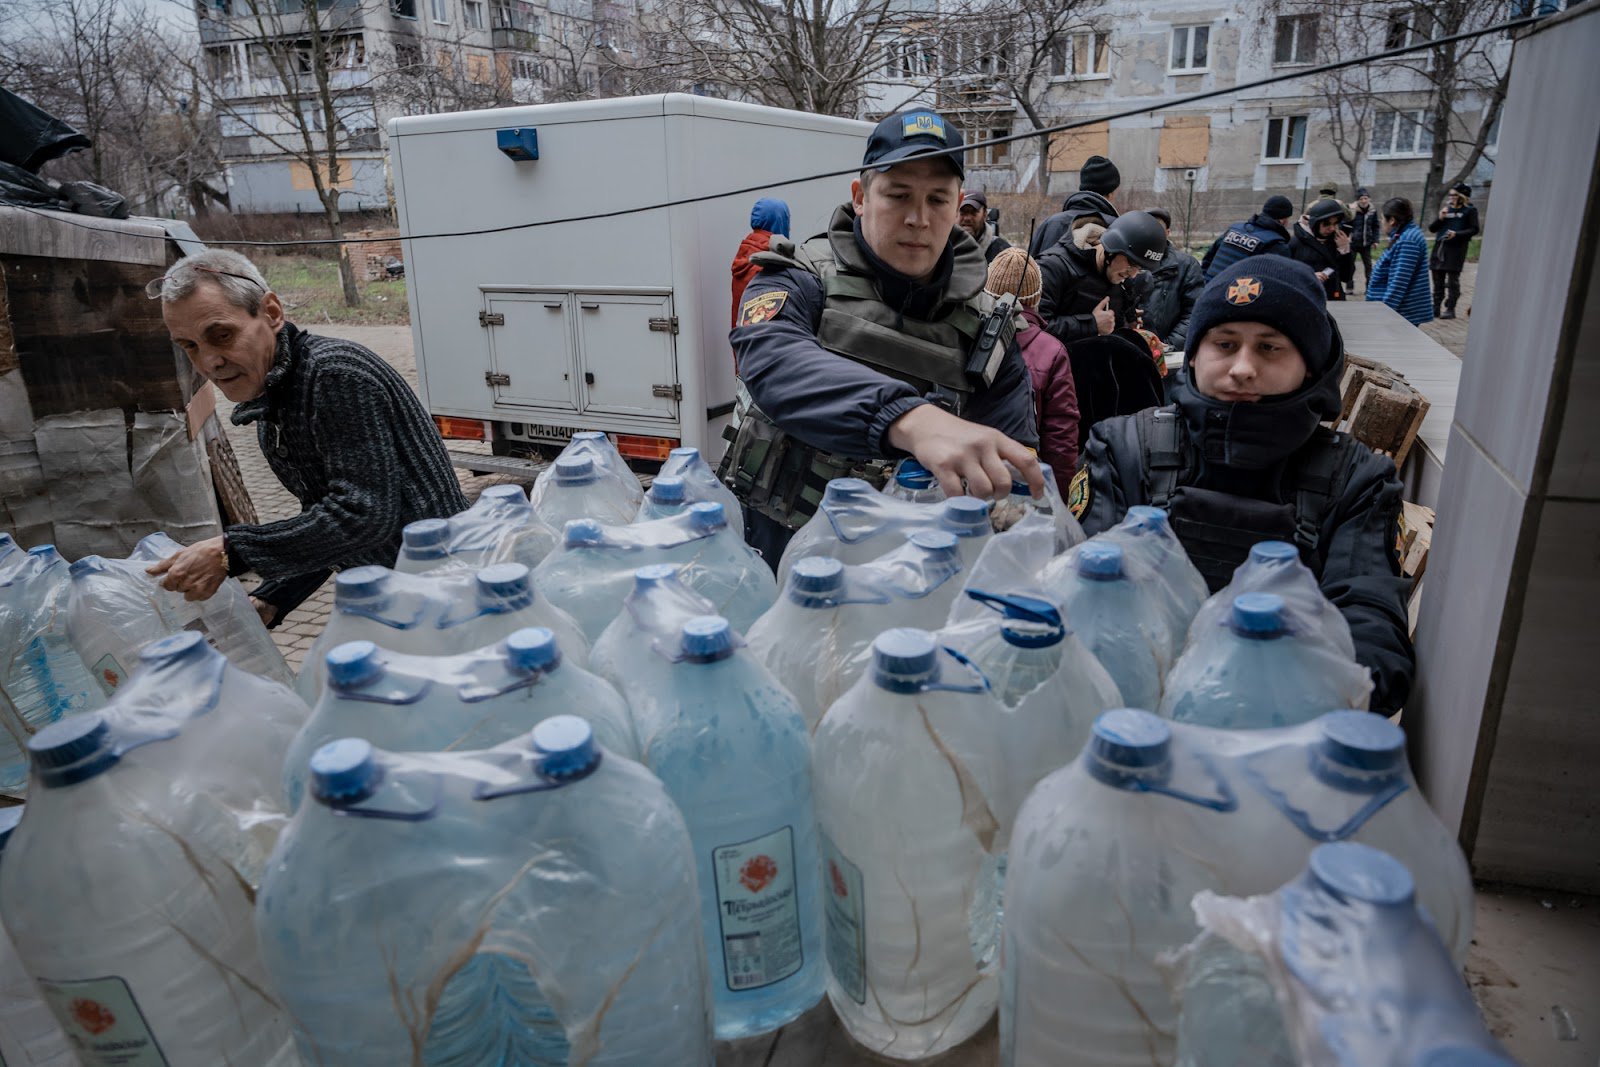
left=1049, top=121, right=1109, bottom=173
left=0, top=205, right=167, bottom=266
left=1159, top=115, right=1209, bottom=168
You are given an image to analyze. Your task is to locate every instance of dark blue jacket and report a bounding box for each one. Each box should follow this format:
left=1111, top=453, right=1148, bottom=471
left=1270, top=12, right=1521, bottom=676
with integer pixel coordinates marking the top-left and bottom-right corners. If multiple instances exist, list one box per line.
left=730, top=232, right=1037, bottom=459
left=1201, top=214, right=1292, bottom=282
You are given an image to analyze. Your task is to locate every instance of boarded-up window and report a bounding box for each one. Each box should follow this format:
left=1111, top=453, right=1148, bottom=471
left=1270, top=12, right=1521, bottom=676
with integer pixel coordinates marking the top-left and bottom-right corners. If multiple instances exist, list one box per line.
left=1159, top=115, right=1210, bottom=168
left=467, top=54, right=491, bottom=83
left=1049, top=121, right=1109, bottom=173
left=288, top=159, right=356, bottom=190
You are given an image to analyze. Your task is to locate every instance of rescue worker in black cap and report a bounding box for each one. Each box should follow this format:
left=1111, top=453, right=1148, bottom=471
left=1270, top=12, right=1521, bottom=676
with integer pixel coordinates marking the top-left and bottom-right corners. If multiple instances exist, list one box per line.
left=1202, top=195, right=1295, bottom=282
left=1288, top=198, right=1357, bottom=301
left=1069, top=256, right=1415, bottom=713
left=1037, top=209, right=1171, bottom=448
left=723, top=108, right=1042, bottom=565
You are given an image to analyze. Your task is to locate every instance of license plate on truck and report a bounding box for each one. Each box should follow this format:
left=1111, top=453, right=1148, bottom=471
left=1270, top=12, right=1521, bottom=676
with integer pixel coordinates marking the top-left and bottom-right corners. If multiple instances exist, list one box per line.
left=525, top=423, right=574, bottom=445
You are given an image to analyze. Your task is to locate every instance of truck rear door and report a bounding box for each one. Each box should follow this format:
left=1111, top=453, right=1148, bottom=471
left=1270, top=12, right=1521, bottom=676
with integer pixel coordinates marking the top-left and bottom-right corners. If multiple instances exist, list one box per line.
left=574, top=290, right=679, bottom=422
left=483, top=290, right=580, bottom=414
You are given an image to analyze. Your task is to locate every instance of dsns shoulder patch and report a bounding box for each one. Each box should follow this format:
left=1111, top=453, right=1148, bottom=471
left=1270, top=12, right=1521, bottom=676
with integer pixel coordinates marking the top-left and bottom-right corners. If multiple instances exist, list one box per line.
left=738, top=290, right=788, bottom=326
left=1067, top=467, right=1091, bottom=519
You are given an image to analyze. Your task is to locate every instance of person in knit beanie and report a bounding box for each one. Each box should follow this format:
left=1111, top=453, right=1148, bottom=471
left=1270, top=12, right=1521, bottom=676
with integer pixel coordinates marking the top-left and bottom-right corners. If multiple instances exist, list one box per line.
left=986, top=247, right=1080, bottom=493
left=1070, top=255, right=1415, bottom=715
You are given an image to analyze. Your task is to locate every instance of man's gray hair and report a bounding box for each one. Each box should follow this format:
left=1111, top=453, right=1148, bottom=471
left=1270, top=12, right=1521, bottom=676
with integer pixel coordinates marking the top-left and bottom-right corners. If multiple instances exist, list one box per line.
left=154, top=249, right=270, bottom=314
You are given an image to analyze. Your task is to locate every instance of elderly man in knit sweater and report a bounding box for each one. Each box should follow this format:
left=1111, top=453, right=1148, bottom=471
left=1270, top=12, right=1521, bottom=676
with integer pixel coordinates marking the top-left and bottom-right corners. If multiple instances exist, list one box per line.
left=145, top=249, right=467, bottom=626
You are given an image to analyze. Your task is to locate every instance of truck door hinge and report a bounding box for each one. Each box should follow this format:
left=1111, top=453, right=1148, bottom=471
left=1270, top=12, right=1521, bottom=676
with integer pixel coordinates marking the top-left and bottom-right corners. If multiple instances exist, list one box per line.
left=648, top=316, right=679, bottom=334
left=651, top=383, right=683, bottom=400
left=485, top=371, right=511, bottom=387
left=479, top=310, right=506, bottom=327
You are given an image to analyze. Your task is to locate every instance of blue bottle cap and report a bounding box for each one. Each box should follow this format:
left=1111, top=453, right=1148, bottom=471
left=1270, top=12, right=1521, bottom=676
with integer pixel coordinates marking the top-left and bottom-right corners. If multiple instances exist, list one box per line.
left=0, top=532, right=12, bottom=551
left=335, top=566, right=390, bottom=602
left=872, top=628, right=939, bottom=690
left=792, top=556, right=845, bottom=594
left=325, top=641, right=384, bottom=688
left=68, top=556, right=107, bottom=578
left=532, top=715, right=601, bottom=779
left=563, top=519, right=605, bottom=547
left=940, top=496, right=991, bottom=535
left=553, top=454, right=597, bottom=486
left=668, top=446, right=700, bottom=463
left=477, top=563, right=532, bottom=599
left=1076, top=542, right=1125, bottom=580
left=823, top=478, right=871, bottom=503
left=633, top=563, right=680, bottom=589
left=680, top=615, right=735, bottom=662
left=506, top=627, right=561, bottom=672
left=481, top=484, right=527, bottom=505
left=0, top=805, right=21, bottom=851
left=1231, top=593, right=1288, bottom=637
left=571, top=430, right=607, bottom=443
left=650, top=476, right=687, bottom=504
left=1412, top=1048, right=1518, bottom=1067
left=687, top=501, right=726, bottom=533
left=1125, top=506, right=1171, bottom=533
left=1250, top=541, right=1299, bottom=564
left=309, top=738, right=382, bottom=806
left=1089, top=709, right=1172, bottom=769
left=140, top=631, right=210, bottom=666
left=908, top=529, right=960, bottom=560
left=28, top=714, right=118, bottom=788
left=1318, top=711, right=1406, bottom=773
left=895, top=458, right=934, bottom=490
left=26, top=545, right=61, bottom=564
left=1308, top=842, right=1415, bottom=906
left=402, top=518, right=450, bottom=549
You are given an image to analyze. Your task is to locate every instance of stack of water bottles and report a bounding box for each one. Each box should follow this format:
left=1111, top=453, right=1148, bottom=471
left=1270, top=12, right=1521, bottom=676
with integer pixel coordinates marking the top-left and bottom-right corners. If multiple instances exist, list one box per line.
left=0, top=438, right=1504, bottom=1067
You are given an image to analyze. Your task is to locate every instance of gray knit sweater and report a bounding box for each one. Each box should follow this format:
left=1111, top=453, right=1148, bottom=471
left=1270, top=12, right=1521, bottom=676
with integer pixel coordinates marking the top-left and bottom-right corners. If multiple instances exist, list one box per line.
left=225, top=322, right=468, bottom=617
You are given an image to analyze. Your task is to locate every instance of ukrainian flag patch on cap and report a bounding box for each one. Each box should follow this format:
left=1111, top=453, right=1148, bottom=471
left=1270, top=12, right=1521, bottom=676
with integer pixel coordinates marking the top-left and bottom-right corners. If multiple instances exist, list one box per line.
left=903, top=112, right=946, bottom=142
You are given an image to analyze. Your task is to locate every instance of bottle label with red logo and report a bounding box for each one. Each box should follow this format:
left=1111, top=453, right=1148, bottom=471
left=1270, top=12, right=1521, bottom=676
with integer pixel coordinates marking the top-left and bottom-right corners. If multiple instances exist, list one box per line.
left=35, top=975, right=168, bottom=1066
left=90, top=654, right=127, bottom=696
left=821, top=834, right=866, bottom=1005
left=711, top=825, right=801, bottom=992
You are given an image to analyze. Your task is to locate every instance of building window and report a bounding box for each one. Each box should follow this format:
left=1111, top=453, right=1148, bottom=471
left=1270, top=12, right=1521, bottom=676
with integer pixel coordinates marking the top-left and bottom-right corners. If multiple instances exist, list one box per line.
left=394, top=41, right=422, bottom=67
left=1170, top=25, right=1209, bottom=71
left=463, top=0, right=485, bottom=30
left=514, top=55, right=540, bottom=80
left=1053, top=30, right=1109, bottom=78
left=1263, top=115, right=1308, bottom=160
left=391, top=0, right=418, bottom=18
left=1371, top=109, right=1434, bottom=157
left=431, top=0, right=448, bottom=21
left=1385, top=12, right=1422, bottom=49
left=1273, top=15, right=1318, bottom=65
left=968, top=125, right=1011, bottom=166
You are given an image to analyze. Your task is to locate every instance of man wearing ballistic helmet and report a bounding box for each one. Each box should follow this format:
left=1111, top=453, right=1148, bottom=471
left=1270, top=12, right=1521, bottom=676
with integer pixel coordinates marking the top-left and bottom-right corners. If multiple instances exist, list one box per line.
left=722, top=109, right=1042, bottom=565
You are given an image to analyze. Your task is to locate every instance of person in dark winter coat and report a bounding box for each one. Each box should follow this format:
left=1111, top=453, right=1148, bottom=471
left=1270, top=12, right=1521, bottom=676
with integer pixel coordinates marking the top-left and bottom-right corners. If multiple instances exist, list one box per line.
left=1428, top=182, right=1479, bottom=319
left=1201, top=195, right=1295, bottom=282
left=958, top=189, right=1011, bottom=263
left=1069, top=256, right=1415, bottom=713
left=1027, top=155, right=1120, bottom=257
left=1350, top=188, right=1381, bottom=288
left=1287, top=198, right=1357, bottom=301
left=732, top=198, right=790, bottom=327
left=1141, top=208, right=1205, bottom=352
left=146, top=250, right=469, bottom=625
left=986, top=247, right=1079, bottom=494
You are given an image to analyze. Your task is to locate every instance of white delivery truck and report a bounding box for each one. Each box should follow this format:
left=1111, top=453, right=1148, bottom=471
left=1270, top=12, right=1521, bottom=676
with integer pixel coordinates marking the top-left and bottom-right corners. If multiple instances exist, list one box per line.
left=388, top=94, right=872, bottom=472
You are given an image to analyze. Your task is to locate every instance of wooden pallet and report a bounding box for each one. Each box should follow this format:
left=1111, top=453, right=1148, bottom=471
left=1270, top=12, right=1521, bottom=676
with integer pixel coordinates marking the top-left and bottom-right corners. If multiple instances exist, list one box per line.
left=1337, top=355, right=1431, bottom=470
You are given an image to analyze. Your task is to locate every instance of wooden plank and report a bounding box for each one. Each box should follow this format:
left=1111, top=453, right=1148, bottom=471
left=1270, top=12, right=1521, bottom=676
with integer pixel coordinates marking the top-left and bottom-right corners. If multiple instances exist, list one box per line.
left=206, top=423, right=259, bottom=527
left=0, top=205, right=168, bottom=266
left=1328, top=301, right=1460, bottom=475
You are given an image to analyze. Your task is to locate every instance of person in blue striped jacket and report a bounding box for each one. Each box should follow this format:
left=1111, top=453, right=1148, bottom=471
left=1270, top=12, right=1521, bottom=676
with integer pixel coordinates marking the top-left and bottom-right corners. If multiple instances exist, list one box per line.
left=1365, top=197, right=1434, bottom=326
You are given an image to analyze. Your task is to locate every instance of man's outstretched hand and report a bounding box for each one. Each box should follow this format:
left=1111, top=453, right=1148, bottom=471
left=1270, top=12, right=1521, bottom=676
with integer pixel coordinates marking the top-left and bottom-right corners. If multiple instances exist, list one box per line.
left=887, top=404, right=1045, bottom=501
left=146, top=535, right=228, bottom=602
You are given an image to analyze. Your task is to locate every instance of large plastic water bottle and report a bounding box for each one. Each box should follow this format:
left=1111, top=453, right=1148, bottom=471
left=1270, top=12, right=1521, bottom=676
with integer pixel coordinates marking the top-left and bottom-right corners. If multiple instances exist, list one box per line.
left=777, top=479, right=946, bottom=584
left=296, top=563, right=589, bottom=704
left=529, top=433, right=641, bottom=528
left=1161, top=593, right=1373, bottom=728
left=0, top=807, right=77, bottom=1067
left=534, top=502, right=776, bottom=641
left=1189, top=540, right=1355, bottom=658
left=1001, top=709, right=1236, bottom=1066
left=630, top=616, right=824, bottom=1039
left=530, top=430, right=643, bottom=512
left=1100, top=507, right=1207, bottom=654
left=939, top=496, right=994, bottom=571
left=0, top=633, right=301, bottom=1067
left=587, top=564, right=716, bottom=701
left=1043, top=542, right=1171, bottom=710
left=658, top=445, right=744, bottom=535
left=284, top=627, right=636, bottom=809
left=944, top=590, right=1123, bottom=840
left=397, top=486, right=560, bottom=573
left=1228, top=711, right=1474, bottom=962
left=882, top=458, right=946, bottom=503
left=812, top=629, right=1003, bottom=1059
left=635, top=474, right=690, bottom=522
left=258, top=719, right=714, bottom=1065
left=1180, top=843, right=1513, bottom=1067
left=989, top=464, right=1087, bottom=553
left=0, top=546, right=103, bottom=793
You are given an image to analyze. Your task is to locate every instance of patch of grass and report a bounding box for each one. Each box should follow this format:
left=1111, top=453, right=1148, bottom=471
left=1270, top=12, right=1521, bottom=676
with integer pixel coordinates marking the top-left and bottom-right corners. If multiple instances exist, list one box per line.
left=260, top=254, right=410, bottom=326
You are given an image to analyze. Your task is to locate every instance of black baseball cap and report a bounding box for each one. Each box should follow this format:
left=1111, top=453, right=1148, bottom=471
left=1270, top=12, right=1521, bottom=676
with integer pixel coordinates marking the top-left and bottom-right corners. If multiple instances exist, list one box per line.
left=863, top=110, right=964, bottom=180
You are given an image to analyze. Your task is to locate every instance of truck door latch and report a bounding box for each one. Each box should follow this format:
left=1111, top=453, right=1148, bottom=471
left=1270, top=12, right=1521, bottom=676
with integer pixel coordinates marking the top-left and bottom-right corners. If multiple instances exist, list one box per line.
left=485, top=372, right=511, bottom=387
left=651, top=384, right=683, bottom=400
left=479, top=310, right=506, bottom=327
left=648, top=316, right=679, bottom=334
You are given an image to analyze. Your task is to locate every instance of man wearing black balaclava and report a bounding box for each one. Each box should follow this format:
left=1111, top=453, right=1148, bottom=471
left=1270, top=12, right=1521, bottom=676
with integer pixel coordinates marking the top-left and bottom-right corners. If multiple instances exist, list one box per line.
left=1068, top=257, right=1415, bottom=714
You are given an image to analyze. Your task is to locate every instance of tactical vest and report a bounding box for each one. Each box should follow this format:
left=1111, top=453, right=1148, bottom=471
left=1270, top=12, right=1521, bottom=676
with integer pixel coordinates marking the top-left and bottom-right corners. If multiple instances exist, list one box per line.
left=1204, top=219, right=1288, bottom=282
left=1135, top=407, right=1355, bottom=591
left=719, top=207, right=998, bottom=530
